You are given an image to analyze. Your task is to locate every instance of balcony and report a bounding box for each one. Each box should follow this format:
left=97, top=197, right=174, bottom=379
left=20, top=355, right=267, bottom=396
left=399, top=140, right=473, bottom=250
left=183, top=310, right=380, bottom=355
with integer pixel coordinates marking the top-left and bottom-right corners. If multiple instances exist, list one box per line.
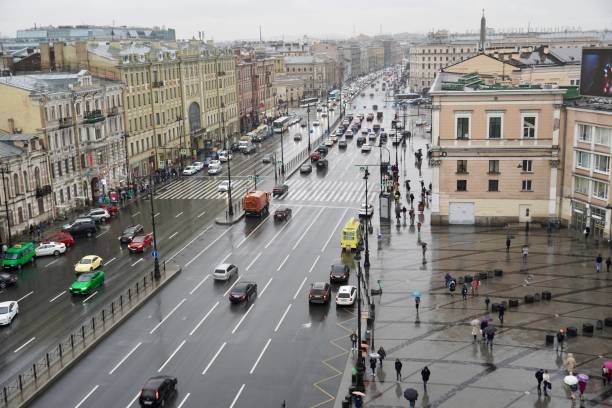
left=107, top=106, right=119, bottom=117
left=84, top=110, right=105, bottom=124
left=35, top=185, right=52, bottom=197
left=152, top=80, right=165, bottom=88
left=58, top=117, right=72, bottom=129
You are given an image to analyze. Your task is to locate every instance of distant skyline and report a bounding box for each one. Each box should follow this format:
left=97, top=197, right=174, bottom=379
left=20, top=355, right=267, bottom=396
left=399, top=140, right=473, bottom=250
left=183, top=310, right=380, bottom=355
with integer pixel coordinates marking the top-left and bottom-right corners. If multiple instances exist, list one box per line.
left=1, top=0, right=611, bottom=41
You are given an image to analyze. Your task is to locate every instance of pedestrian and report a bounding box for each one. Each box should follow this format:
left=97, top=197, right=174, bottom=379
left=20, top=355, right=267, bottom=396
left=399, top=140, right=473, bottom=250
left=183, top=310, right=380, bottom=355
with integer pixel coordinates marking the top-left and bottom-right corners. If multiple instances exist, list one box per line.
left=522, top=245, right=529, bottom=263
left=377, top=346, right=386, bottom=367
left=409, top=193, right=414, bottom=207
left=471, top=324, right=479, bottom=341
left=543, top=370, right=551, bottom=397
left=395, top=358, right=402, bottom=381
left=578, top=379, right=587, bottom=401
left=448, top=279, right=456, bottom=296
left=415, top=295, right=420, bottom=311
left=485, top=296, right=490, bottom=311
left=498, top=303, right=505, bottom=325
left=603, top=365, right=611, bottom=386
left=506, top=237, right=511, bottom=252
left=36, top=224, right=41, bottom=240
left=417, top=222, right=422, bottom=233
left=405, top=179, right=410, bottom=192
left=421, top=366, right=430, bottom=391
left=584, top=226, right=590, bottom=241
left=409, top=209, right=415, bottom=225
left=569, top=382, right=578, bottom=401
left=353, top=395, right=363, bottom=408
left=546, top=222, right=552, bottom=238
left=369, top=357, right=377, bottom=377
left=606, top=257, right=611, bottom=273
left=401, top=206, right=407, bottom=220
left=565, top=353, right=576, bottom=375
left=444, top=272, right=452, bottom=288
left=421, top=242, right=427, bottom=257
left=461, top=283, right=468, bottom=300
left=2, top=243, right=7, bottom=256
left=535, top=368, right=544, bottom=396
left=350, top=331, right=357, bottom=351
left=420, top=180, right=425, bottom=189
left=471, top=278, right=480, bottom=295
left=480, top=319, right=489, bottom=340
left=556, top=329, right=565, bottom=352
left=486, top=330, right=495, bottom=349
left=596, top=254, right=603, bottom=272
left=29, top=223, right=34, bottom=238
left=428, top=182, right=432, bottom=191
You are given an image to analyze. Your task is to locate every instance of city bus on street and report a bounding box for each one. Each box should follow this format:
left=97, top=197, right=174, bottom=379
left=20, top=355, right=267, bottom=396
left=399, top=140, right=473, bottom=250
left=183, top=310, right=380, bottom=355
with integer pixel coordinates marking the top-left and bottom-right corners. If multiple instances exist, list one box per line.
left=299, top=97, right=319, bottom=108
left=329, top=89, right=340, bottom=101
left=273, top=116, right=291, bottom=133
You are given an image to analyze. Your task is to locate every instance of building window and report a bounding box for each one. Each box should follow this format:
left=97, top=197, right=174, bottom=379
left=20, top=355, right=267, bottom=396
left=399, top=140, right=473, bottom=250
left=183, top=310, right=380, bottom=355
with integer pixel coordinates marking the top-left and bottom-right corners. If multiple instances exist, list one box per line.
left=456, top=116, right=470, bottom=139
left=488, top=180, right=499, bottom=192
left=593, top=180, right=608, bottom=200
left=594, top=154, right=610, bottom=174
left=521, top=180, right=533, bottom=192
left=488, top=160, right=500, bottom=174
left=456, top=180, right=467, bottom=191
left=595, top=126, right=612, bottom=147
left=487, top=114, right=502, bottom=139
left=576, top=151, right=591, bottom=169
left=577, top=124, right=592, bottom=143
left=522, top=160, right=533, bottom=172
left=522, top=115, right=536, bottom=138
left=456, top=160, right=468, bottom=173
left=574, top=176, right=589, bottom=195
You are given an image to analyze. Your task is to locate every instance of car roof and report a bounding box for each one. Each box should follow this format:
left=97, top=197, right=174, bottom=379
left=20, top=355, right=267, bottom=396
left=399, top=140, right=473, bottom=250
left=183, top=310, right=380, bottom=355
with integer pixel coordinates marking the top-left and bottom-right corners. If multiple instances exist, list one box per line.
left=0, top=301, right=15, bottom=307
left=215, top=263, right=231, bottom=269
left=81, top=255, right=98, bottom=260
left=338, top=285, right=356, bottom=293
left=143, top=375, right=174, bottom=388
left=312, top=282, right=327, bottom=290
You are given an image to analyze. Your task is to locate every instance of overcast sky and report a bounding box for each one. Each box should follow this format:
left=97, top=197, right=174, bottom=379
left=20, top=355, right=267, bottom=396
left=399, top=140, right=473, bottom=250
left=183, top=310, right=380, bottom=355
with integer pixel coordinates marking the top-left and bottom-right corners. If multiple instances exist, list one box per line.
left=2, top=0, right=610, bottom=41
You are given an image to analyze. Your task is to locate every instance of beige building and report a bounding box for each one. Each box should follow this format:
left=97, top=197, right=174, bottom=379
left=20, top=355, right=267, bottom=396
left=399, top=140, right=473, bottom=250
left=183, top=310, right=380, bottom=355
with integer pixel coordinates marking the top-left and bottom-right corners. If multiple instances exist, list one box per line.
left=273, top=75, right=304, bottom=108
left=283, top=56, right=336, bottom=98
left=429, top=72, right=566, bottom=225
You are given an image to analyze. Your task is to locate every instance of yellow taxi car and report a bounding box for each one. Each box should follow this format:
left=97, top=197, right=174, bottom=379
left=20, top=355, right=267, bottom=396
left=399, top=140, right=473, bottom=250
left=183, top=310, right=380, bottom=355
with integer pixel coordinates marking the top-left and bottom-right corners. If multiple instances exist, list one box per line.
left=74, top=255, right=103, bottom=274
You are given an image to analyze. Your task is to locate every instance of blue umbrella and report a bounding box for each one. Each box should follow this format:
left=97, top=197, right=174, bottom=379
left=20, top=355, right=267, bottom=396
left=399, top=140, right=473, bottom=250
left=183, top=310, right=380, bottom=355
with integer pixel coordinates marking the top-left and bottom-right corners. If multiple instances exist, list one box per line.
left=412, top=291, right=421, bottom=297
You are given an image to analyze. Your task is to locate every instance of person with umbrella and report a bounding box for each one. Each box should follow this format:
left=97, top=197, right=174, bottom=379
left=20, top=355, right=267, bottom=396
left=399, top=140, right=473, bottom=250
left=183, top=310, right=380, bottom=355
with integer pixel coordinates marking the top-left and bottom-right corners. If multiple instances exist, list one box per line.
left=564, top=375, right=578, bottom=400
left=395, top=358, right=403, bottom=382
left=577, top=374, right=589, bottom=400
left=369, top=356, right=378, bottom=377
left=484, top=326, right=496, bottom=349
left=413, top=291, right=421, bottom=311
left=535, top=369, right=544, bottom=396
left=480, top=318, right=488, bottom=341
left=421, top=366, right=431, bottom=391
left=471, top=319, right=480, bottom=341
left=403, top=388, right=418, bottom=408
left=498, top=302, right=506, bottom=325
left=351, top=391, right=365, bottom=408
left=377, top=346, right=386, bottom=368
left=543, top=369, right=551, bottom=397
left=603, top=361, right=612, bottom=385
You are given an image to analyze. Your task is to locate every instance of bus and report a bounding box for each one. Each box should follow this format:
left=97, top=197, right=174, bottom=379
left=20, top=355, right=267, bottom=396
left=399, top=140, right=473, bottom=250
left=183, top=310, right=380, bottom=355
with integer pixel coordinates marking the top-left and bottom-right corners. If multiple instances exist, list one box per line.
left=329, top=89, right=340, bottom=101
left=340, top=218, right=363, bottom=251
left=299, top=97, right=319, bottom=108
left=273, top=116, right=291, bottom=133
left=395, top=92, right=420, bottom=101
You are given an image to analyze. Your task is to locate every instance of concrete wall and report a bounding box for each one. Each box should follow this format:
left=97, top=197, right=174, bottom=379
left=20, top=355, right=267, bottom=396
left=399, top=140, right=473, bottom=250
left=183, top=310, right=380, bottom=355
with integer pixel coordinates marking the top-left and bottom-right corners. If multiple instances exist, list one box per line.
left=0, top=85, right=42, bottom=133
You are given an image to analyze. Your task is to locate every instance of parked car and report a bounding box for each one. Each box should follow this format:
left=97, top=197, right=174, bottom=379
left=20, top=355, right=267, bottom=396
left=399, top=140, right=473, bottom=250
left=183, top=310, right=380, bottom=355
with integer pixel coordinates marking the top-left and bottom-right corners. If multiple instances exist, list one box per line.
left=62, top=218, right=97, bottom=237
left=0, top=301, right=18, bottom=325
left=69, top=271, right=105, bottom=295
left=324, top=139, right=333, bottom=147
left=2, top=243, right=36, bottom=270
left=312, top=121, right=320, bottom=127
left=293, top=133, right=302, bottom=141
left=310, top=152, right=320, bottom=162
left=228, top=281, right=257, bottom=303
left=192, top=161, right=204, bottom=171
left=138, top=376, right=177, bottom=408
left=120, top=225, right=144, bottom=244
left=213, top=263, right=238, bottom=281
left=329, top=263, right=350, bottom=283
left=127, top=234, right=153, bottom=253
left=0, top=272, right=18, bottom=289
left=309, top=282, right=331, bottom=304
left=183, top=166, right=198, bottom=175
left=42, top=232, right=75, bottom=247
left=361, top=143, right=372, bottom=152
left=101, top=204, right=120, bottom=217
left=35, top=242, right=67, bottom=257
left=262, top=153, right=273, bottom=164
left=336, top=285, right=357, bottom=306
left=84, top=208, right=111, bottom=223
left=74, top=255, right=103, bottom=274
left=317, top=145, right=329, bottom=155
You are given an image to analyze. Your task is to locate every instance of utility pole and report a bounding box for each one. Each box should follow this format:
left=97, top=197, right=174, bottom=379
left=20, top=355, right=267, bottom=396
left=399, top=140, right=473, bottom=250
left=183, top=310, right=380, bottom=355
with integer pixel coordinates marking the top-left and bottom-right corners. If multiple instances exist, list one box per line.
left=222, top=104, right=234, bottom=217
left=0, top=164, right=12, bottom=245
left=307, top=105, right=311, bottom=152
left=354, top=250, right=365, bottom=392
left=148, top=167, right=160, bottom=279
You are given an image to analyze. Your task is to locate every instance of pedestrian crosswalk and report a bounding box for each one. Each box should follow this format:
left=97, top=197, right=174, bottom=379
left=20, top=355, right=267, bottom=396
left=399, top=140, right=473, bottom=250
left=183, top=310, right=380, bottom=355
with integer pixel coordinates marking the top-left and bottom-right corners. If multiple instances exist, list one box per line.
left=154, top=178, right=254, bottom=200
left=280, top=179, right=374, bottom=203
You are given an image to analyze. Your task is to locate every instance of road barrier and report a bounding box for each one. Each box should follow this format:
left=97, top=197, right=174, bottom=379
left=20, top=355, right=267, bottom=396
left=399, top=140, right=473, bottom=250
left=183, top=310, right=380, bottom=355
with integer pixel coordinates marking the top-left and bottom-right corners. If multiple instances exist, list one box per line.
left=0, top=261, right=181, bottom=408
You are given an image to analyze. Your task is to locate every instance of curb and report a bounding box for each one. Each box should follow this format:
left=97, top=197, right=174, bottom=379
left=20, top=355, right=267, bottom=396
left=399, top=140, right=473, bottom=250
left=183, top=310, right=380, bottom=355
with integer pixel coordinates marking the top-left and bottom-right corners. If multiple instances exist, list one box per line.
left=215, top=213, right=246, bottom=225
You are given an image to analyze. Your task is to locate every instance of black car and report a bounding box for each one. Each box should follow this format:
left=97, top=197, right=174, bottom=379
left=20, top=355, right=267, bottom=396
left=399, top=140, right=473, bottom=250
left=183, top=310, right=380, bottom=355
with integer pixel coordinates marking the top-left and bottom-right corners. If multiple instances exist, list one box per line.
left=262, top=153, right=273, bottom=164
left=309, top=282, right=331, bottom=304
left=317, top=145, right=328, bottom=155
left=316, top=159, right=328, bottom=170
left=229, top=281, right=257, bottom=303
left=0, top=272, right=18, bottom=289
left=300, top=163, right=313, bottom=174
left=293, top=134, right=302, bottom=141
left=356, top=136, right=366, bottom=147
left=138, top=375, right=177, bottom=407
left=230, top=142, right=241, bottom=152
left=62, top=218, right=97, bottom=237
left=120, top=224, right=144, bottom=244
left=338, top=140, right=347, bottom=149
left=329, top=264, right=350, bottom=283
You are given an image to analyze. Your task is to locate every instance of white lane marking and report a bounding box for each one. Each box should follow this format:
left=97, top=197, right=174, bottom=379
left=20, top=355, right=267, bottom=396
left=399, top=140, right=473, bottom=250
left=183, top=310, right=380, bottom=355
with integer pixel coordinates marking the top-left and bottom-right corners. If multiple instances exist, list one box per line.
left=202, top=341, right=226, bottom=374
left=293, top=277, right=307, bottom=300
left=190, top=301, right=219, bottom=336
left=223, top=277, right=241, bottom=297
left=108, top=342, right=142, bottom=375
left=185, top=227, right=232, bottom=267
left=74, top=384, right=99, bottom=408
left=14, top=337, right=35, bottom=353
left=154, top=212, right=160, bottom=218
left=96, top=230, right=108, bottom=238
left=221, top=252, right=232, bottom=263
left=197, top=210, right=207, bottom=218
left=17, top=291, right=34, bottom=302
left=189, top=275, right=210, bottom=295
left=149, top=298, right=187, bottom=334
left=49, top=291, right=66, bottom=303
left=259, top=278, right=273, bottom=298
left=249, top=338, right=272, bottom=374
left=229, top=384, right=246, bottom=408
left=293, top=208, right=324, bottom=249
left=132, top=212, right=141, bottom=217
left=44, top=259, right=59, bottom=268
left=130, top=258, right=144, bottom=267
left=175, top=211, right=184, bottom=218
left=277, top=254, right=290, bottom=271
left=104, top=257, right=116, bottom=266
left=168, top=225, right=212, bottom=261
left=308, top=255, right=320, bottom=274
left=157, top=339, right=186, bottom=372
left=321, top=208, right=348, bottom=252
left=125, top=392, right=140, bottom=408
left=231, top=303, right=255, bottom=334
left=264, top=208, right=301, bottom=249
left=245, top=253, right=262, bottom=271
left=236, top=213, right=270, bottom=248
left=82, top=291, right=99, bottom=304
left=177, top=392, right=191, bottom=408
left=274, top=304, right=292, bottom=332
left=168, top=232, right=178, bottom=240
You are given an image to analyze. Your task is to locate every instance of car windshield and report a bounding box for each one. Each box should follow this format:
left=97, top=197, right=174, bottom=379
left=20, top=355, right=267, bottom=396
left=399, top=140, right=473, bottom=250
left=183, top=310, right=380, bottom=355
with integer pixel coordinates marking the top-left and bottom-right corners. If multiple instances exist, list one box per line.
left=331, top=265, right=346, bottom=273
left=77, top=274, right=93, bottom=282
left=311, top=288, right=325, bottom=295
left=338, top=293, right=350, bottom=298
left=4, top=253, right=20, bottom=260
left=125, top=227, right=139, bottom=234
left=141, top=390, right=156, bottom=398
left=132, top=236, right=146, bottom=243
left=232, top=284, right=248, bottom=293
left=79, top=259, right=92, bottom=264
left=215, top=268, right=228, bottom=274
left=0, top=306, right=8, bottom=314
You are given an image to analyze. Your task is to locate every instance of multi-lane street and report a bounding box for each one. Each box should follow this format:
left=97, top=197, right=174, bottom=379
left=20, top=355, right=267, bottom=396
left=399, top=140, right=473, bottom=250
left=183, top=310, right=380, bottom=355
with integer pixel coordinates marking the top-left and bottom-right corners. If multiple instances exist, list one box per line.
left=20, top=72, right=432, bottom=407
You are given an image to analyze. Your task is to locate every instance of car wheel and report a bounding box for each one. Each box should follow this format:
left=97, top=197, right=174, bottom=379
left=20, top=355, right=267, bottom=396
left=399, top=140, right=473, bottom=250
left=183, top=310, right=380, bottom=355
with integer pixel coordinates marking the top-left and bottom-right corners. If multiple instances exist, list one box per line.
left=53, top=250, right=60, bottom=256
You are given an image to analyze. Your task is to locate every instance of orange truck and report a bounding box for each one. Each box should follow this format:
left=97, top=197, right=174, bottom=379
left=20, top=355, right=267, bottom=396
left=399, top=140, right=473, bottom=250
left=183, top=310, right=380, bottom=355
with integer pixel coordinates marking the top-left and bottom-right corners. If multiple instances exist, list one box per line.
left=243, top=191, right=270, bottom=217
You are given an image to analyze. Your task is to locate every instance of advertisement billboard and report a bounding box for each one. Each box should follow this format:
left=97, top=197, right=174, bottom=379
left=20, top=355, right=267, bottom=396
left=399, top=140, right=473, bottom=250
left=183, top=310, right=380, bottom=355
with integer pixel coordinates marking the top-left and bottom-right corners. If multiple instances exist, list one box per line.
left=580, top=48, right=612, bottom=97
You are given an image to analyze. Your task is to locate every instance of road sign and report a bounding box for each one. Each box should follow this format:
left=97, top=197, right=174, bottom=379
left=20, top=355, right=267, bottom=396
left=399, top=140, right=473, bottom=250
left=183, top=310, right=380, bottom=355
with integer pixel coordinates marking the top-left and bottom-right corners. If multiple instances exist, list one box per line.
left=180, top=148, right=189, bottom=155
left=277, top=160, right=283, bottom=165
left=359, top=166, right=367, bottom=172
left=152, top=250, right=158, bottom=257
left=255, top=176, right=261, bottom=182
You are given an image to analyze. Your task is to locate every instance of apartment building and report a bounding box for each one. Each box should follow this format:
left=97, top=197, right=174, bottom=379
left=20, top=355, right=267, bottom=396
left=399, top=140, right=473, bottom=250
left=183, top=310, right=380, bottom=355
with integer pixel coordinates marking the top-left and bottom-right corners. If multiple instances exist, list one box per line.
left=283, top=56, right=336, bottom=98
left=429, top=72, right=566, bottom=225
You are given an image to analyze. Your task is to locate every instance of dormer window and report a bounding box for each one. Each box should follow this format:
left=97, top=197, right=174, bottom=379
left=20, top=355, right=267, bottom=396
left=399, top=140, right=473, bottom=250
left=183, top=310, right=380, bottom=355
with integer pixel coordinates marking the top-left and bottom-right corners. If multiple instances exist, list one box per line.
left=123, top=55, right=130, bottom=64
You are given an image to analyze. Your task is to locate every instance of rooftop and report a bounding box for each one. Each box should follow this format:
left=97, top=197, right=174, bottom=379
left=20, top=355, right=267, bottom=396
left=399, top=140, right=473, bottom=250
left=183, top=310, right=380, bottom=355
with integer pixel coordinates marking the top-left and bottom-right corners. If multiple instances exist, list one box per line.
left=431, top=71, right=567, bottom=94
left=565, top=96, right=612, bottom=113
left=284, top=56, right=326, bottom=64
left=0, top=71, right=119, bottom=93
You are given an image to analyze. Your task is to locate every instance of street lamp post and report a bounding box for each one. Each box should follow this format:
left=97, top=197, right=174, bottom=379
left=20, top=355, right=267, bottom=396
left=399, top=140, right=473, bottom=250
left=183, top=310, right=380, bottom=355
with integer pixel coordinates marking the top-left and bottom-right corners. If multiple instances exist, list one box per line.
left=363, top=168, right=371, bottom=267
left=222, top=104, right=234, bottom=217
left=0, top=164, right=12, bottom=245
left=307, top=105, right=311, bottom=152
left=354, top=250, right=365, bottom=391
left=148, top=168, right=160, bottom=279
left=279, top=100, right=285, bottom=177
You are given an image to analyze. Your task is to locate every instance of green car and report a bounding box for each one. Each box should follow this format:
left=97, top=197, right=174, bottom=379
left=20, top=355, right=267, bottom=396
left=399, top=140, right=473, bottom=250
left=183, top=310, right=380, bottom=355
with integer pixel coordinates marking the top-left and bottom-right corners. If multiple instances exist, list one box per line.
left=3, top=242, right=36, bottom=269
left=69, top=271, right=105, bottom=295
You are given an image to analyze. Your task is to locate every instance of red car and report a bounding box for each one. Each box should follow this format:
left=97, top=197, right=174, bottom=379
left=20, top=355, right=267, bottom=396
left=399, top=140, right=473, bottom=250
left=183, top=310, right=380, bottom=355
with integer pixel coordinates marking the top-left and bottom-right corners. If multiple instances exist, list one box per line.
left=310, top=151, right=321, bottom=162
left=101, top=204, right=120, bottom=216
left=128, top=233, right=153, bottom=253
left=42, top=232, right=75, bottom=247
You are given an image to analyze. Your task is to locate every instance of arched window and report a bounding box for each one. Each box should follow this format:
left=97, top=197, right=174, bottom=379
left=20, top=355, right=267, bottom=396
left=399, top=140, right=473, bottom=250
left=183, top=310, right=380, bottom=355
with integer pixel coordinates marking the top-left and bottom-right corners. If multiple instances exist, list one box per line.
left=13, top=174, right=19, bottom=196
left=23, top=171, right=29, bottom=192
left=34, top=167, right=41, bottom=189
left=188, top=102, right=201, bottom=133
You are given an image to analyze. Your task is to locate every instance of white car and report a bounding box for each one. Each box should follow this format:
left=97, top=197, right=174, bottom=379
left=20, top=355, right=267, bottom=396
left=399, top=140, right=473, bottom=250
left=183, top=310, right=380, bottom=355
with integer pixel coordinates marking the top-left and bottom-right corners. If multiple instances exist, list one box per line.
left=183, top=166, right=197, bottom=175
left=192, top=161, right=204, bottom=171
left=208, top=164, right=222, bottom=175
left=361, top=143, right=372, bottom=152
left=209, top=160, right=221, bottom=167
left=336, top=285, right=357, bottom=306
left=84, top=208, right=111, bottom=223
left=217, top=180, right=233, bottom=192
left=0, top=301, right=18, bottom=325
left=312, top=121, right=320, bottom=127
left=331, top=136, right=338, bottom=143
left=358, top=204, right=374, bottom=217
left=213, top=263, right=238, bottom=281
left=35, top=242, right=67, bottom=257
left=325, top=139, right=334, bottom=147
left=218, top=152, right=232, bottom=162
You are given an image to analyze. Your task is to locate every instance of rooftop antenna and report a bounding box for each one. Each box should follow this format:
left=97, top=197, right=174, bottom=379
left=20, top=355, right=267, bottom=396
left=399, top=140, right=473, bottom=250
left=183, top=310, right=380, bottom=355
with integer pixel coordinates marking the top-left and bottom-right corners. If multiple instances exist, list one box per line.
left=259, top=26, right=262, bottom=43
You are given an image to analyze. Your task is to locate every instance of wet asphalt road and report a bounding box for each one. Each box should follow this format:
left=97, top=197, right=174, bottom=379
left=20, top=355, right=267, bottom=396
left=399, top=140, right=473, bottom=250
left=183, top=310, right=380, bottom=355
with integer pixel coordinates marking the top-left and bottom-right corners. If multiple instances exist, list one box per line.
left=26, top=72, right=433, bottom=408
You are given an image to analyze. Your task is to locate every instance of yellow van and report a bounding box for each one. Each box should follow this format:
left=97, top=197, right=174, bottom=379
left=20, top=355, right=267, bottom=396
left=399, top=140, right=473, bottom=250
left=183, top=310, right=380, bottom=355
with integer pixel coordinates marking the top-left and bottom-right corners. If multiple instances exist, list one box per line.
left=340, top=218, right=362, bottom=251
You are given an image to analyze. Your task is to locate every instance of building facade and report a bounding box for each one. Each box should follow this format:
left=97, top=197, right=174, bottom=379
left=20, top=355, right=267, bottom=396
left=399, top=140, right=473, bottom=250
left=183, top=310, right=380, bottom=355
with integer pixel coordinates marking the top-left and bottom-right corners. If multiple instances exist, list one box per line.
left=283, top=56, right=336, bottom=98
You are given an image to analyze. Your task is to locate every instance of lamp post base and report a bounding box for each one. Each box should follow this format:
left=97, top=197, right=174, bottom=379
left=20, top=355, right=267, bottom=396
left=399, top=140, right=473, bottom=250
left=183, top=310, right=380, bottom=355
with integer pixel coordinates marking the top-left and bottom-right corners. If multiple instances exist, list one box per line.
left=154, top=257, right=161, bottom=280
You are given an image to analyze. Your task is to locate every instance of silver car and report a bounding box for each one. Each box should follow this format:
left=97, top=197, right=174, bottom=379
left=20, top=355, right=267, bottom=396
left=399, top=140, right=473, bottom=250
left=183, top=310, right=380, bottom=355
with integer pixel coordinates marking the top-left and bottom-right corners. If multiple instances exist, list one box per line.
left=213, top=263, right=238, bottom=281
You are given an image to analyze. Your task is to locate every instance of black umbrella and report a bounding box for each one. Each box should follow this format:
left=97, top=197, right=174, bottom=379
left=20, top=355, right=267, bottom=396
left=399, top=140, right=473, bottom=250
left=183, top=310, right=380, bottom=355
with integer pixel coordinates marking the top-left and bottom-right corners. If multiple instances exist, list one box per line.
left=483, top=326, right=497, bottom=335
left=403, top=388, right=418, bottom=401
